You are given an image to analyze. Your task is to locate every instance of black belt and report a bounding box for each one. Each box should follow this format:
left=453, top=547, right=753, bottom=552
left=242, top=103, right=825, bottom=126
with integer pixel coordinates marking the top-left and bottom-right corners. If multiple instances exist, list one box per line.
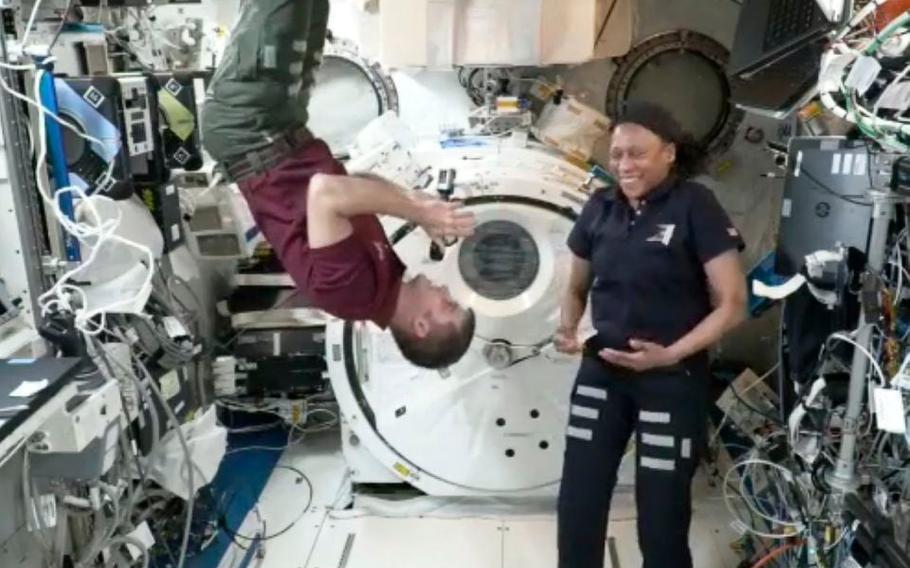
left=222, top=127, right=314, bottom=183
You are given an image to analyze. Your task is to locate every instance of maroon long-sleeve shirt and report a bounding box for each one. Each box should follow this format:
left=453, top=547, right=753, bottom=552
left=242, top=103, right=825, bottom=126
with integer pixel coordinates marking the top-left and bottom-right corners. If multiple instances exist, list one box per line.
left=235, top=139, right=405, bottom=327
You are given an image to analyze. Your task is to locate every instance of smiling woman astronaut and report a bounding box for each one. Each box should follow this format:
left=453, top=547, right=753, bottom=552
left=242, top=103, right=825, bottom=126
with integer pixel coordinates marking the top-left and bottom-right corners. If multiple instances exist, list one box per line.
left=554, top=102, right=748, bottom=568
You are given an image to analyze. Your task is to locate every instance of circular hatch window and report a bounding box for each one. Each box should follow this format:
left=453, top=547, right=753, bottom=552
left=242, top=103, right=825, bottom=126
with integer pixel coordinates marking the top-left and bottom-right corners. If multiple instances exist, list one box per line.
left=458, top=220, right=540, bottom=301
left=307, top=38, right=399, bottom=155
left=606, top=30, right=743, bottom=158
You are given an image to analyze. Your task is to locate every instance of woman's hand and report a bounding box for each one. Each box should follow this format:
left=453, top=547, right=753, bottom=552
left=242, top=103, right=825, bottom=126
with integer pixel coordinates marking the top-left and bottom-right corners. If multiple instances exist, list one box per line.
left=599, top=340, right=680, bottom=372
left=554, top=326, right=583, bottom=354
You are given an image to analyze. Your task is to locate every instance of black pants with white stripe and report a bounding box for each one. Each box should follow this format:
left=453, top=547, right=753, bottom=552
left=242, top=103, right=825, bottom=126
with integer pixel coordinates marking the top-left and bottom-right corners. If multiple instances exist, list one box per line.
left=557, top=356, right=709, bottom=568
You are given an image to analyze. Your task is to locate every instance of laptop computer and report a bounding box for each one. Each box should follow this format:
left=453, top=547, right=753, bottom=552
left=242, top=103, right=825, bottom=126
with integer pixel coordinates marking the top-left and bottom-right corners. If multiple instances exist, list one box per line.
left=728, top=0, right=851, bottom=114
left=0, top=358, right=81, bottom=448
left=775, top=137, right=875, bottom=276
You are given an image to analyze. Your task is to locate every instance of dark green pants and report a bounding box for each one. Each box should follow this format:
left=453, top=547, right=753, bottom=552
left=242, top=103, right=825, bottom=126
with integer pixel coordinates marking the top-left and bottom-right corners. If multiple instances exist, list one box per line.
left=201, top=0, right=329, bottom=163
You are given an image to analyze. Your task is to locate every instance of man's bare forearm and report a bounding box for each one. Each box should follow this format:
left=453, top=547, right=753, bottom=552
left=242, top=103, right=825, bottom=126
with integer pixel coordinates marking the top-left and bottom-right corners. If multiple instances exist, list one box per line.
left=310, top=173, right=423, bottom=223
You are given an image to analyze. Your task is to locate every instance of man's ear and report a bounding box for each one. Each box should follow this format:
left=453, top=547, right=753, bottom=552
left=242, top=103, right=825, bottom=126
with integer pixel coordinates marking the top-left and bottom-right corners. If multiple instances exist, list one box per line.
left=413, top=316, right=431, bottom=339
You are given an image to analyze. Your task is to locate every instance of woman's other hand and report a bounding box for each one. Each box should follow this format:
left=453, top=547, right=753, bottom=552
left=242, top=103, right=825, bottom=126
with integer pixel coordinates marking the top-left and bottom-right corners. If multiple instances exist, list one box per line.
left=599, top=339, right=680, bottom=372
left=554, top=327, right=583, bottom=354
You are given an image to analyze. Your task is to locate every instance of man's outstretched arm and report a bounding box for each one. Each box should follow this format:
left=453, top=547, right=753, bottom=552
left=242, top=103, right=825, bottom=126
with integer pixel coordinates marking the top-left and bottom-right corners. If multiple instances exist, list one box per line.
left=307, top=173, right=475, bottom=248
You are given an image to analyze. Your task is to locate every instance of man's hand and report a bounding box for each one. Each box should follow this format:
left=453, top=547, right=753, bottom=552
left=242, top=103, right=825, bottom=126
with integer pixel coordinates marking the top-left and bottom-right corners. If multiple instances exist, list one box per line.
left=554, top=326, right=583, bottom=354
left=599, top=340, right=680, bottom=372
left=416, top=198, right=475, bottom=243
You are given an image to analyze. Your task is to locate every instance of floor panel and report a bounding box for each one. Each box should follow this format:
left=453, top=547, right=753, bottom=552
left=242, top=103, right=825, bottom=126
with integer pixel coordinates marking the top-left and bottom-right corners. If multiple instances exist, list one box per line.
left=307, top=517, right=503, bottom=568
left=227, top=429, right=743, bottom=568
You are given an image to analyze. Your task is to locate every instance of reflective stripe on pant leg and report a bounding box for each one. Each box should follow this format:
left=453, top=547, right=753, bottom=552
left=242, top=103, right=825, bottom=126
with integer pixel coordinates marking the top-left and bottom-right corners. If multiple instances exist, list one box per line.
left=571, top=405, right=599, bottom=420
left=641, top=433, right=674, bottom=448
left=639, top=410, right=670, bottom=424
left=567, top=426, right=593, bottom=441
left=577, top=385, right=607, bottom=400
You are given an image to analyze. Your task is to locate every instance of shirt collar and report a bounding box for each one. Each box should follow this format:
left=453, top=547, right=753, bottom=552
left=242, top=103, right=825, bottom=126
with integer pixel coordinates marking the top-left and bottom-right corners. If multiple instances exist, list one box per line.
left=616, top=175, right=679, bottom=210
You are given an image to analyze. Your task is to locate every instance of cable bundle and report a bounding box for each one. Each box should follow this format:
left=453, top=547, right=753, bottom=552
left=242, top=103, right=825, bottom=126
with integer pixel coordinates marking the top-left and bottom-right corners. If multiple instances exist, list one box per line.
left=819, top=1, right=910, bottom=151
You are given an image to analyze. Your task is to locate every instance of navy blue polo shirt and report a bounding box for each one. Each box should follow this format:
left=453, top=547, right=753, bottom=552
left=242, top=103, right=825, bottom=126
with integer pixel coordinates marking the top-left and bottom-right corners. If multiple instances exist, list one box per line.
left=568, top=177, right=744, bottom=365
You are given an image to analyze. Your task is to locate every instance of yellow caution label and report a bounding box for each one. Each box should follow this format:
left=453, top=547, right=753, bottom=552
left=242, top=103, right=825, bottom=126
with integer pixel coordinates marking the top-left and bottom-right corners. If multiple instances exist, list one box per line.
left=714, top=159, right=734, bottom=176
left=564, top=154, right=589, bottom=170
left=798, top=101, right=823, bottom=121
